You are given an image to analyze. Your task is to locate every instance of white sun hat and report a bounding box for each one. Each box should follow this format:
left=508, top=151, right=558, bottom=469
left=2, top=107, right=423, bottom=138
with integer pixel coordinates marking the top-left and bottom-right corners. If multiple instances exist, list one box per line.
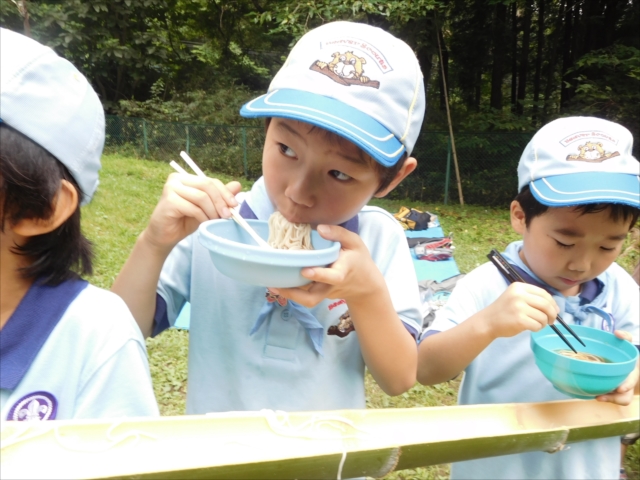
left=240, top=21, right=425, bottom=167
left=0, top=28, right=104, bottom=204
left=518, top=116, right=639, bottom=208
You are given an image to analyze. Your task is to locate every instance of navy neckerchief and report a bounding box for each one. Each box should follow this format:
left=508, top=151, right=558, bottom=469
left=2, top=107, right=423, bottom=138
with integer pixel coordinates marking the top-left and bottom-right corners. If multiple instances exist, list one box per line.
left=509, top=263, right=603, bottom=304
left=0, top=278, right=88, bottom=389
left=239, top=201, right=358, bottom=356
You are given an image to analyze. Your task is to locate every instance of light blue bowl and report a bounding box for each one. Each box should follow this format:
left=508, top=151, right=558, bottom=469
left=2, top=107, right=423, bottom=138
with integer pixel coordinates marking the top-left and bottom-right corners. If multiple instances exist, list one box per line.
left=197, top=219, right=340, bottom=288
left=531, top=325, right=638, bottom=399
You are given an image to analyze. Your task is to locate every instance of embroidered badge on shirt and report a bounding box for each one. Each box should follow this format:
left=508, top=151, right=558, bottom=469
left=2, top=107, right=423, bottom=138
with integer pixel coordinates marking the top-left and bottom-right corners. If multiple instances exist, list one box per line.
left=328, top=310, right=355, bottom=338
left=7, top=391, right=57, bottom=421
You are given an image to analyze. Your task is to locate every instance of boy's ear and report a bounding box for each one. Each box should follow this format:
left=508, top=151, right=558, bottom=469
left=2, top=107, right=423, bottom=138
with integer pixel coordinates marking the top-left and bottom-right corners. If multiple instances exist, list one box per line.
left=373, top=156, right=417, bottom=198
left=12, top=180, right=79, bottom=236
left=510, top=200, right=527, bottom=234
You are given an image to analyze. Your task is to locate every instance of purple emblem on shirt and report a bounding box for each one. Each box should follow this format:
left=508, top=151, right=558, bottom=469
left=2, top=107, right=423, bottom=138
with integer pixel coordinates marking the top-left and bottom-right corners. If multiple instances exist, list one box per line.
left=7, top=391, right=57, bottom=421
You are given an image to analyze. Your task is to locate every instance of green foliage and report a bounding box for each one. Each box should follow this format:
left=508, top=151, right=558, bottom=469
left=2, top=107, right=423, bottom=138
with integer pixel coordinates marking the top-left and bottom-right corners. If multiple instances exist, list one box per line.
left=116, top=84, right=260, bottom=126
left=389, top=131, right=532, bottom=206
left=460, top=107, right=538, bottom=132
left=566, top=45, right=640, bottom=142
left=7, top=0, right=181, bottom=109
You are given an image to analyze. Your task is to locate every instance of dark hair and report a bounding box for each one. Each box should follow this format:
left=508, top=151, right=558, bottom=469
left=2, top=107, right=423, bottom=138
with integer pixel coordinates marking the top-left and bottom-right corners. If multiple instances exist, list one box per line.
left=265, top=118, right=407, bottom=194
left=515, top=184, right=639, bottom=228
left=0, top=124, right=93, bottom=285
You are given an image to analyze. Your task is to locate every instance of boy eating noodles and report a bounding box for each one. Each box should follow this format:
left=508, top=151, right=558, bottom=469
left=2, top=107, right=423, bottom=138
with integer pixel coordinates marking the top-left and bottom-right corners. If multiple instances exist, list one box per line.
left=112, top=21, right=426, bottom=414
left=417, top=116, right=639, bottom=479
left=0, top=28, right=158, bottom=421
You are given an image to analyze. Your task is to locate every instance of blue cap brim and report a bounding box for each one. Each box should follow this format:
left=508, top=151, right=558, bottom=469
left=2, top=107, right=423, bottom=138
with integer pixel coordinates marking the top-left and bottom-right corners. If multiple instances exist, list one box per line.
left=240, top=89, right=405, bottom=167
left=530, top=172, right=640, bottom=208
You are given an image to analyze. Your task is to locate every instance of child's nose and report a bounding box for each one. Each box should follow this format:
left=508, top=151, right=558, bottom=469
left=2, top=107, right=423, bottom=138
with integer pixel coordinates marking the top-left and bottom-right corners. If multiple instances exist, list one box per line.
left=567, top=255, right=589, bottom=273
left=285, top=175, right=316, bottom=208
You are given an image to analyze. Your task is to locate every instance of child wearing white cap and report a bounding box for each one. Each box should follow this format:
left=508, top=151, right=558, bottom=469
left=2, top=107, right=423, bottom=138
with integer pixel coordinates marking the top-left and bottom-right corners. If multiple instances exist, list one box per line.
left=0, top=28, right=159, bottom=421
left=112, top=21, right=425, bottom=415
left=417, top=116, right=639, bottom=479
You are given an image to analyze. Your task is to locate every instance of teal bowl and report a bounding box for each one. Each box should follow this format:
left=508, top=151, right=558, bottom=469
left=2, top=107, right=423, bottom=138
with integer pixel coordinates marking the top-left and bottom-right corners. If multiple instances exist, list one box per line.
left=197, top=219, right=340, bottom=288
left=531, top=325, right=638, bottom=399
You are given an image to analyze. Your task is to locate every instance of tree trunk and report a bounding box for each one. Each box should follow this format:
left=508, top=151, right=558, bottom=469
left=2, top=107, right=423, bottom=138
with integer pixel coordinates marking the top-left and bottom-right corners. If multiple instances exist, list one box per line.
left=560, top=0, right=574, bottom=108
left=602, top=0, right=620, bottom=49
left=516, top=1, right=532, bottom=115
left=490, top=3, right=507, bottom=110
left=532, top=0, right=545, bottom=124
left=510, top=2, right=519, bottom=112
left=543, top=0, right=565, bottom=119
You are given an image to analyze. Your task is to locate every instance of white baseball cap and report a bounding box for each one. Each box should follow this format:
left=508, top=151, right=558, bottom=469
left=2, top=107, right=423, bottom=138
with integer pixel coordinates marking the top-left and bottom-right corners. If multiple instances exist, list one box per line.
left=240, top=21, right=426, bottom=167
left=0, top=28, right=104, bottom=204
left=518, top=116, right=639, bottom=208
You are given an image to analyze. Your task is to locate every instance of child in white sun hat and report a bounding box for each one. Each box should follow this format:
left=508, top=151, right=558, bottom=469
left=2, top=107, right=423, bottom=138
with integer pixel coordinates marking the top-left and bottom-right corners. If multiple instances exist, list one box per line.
left=418, top=116, right=639, bottom=480
left=113, top=21, right=426, bottom=419
left=0, top=28, right=159, bottom=421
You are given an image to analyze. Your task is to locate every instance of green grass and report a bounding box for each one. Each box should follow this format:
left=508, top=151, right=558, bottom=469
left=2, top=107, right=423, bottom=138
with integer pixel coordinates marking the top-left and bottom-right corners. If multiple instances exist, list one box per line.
left=83, top=153, right=639, bottom=480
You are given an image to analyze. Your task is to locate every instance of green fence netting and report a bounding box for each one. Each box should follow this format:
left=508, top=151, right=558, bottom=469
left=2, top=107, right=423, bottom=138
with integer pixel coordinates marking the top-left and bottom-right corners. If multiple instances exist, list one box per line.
left=105, top=115, right=534, bottom=206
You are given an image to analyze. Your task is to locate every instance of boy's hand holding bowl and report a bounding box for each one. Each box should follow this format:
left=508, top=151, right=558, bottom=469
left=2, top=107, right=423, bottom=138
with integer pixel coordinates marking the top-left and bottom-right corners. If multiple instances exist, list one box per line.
left=531, top=325, right=639, bottom=404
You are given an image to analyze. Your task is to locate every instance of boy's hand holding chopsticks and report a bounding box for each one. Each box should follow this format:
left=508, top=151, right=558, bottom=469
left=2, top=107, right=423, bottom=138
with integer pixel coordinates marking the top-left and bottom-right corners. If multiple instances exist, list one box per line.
left=479, top=282, right=560, bottom=339
left=143, top=159, right=242, bottom=253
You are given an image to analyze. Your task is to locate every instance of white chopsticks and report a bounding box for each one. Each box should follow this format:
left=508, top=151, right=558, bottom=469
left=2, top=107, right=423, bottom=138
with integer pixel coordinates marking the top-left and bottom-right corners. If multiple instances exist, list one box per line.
left=170, top=151, right=272, bottom=249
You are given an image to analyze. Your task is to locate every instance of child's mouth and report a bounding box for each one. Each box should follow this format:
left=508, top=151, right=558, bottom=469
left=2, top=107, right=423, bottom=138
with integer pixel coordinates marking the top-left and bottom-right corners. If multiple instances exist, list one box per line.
left=559, top=277, right=580, bottom=286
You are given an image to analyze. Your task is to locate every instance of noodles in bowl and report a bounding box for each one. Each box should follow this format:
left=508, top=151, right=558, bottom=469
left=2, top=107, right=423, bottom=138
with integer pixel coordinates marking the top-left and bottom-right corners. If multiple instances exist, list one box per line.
left=268, top=212, right=313, bottom=251
left=531, top=324, right=638, bottom=399
left=555, top=349, right=609, bottom=363
left=198, top=215, right=340, bottom=288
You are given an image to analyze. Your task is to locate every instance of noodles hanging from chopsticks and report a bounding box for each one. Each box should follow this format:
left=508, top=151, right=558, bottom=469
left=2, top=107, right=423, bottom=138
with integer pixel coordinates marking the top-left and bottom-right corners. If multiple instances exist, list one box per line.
left=268, top=212, right=314, bottom=250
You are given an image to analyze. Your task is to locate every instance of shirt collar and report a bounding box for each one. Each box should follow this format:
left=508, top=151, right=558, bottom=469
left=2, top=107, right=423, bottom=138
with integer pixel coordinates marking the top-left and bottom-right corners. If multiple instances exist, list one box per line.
left=240, top=176, right=359, bottom=234
left=0, top=278, right=88, bottom=390
left=501, top=240, right=603, bottom=303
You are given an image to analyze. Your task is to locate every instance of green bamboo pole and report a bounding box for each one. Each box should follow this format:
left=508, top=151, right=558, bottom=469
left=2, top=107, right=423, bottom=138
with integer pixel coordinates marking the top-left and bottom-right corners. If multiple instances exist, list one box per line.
left=2, top=397, right=638, bottom=480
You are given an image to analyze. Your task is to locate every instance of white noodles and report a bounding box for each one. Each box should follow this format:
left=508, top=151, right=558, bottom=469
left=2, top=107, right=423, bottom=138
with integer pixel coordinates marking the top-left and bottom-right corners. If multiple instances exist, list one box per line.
left=267, top=212, right=313, bottom=250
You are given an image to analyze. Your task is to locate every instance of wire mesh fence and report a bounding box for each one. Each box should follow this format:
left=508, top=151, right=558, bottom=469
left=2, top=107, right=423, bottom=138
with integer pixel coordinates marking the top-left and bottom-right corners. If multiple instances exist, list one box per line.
left=105, top=115, right=534, bottom=206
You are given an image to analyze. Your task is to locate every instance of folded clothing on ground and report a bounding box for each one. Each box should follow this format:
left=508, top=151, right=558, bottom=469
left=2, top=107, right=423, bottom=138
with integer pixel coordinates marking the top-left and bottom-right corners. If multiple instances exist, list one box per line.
left=393, top=206, right=438, bottom=231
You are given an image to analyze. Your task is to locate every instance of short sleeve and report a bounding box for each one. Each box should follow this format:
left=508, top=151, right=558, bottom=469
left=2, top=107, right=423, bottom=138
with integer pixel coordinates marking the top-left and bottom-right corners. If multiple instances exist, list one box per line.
left=609, top=263, right=640, bottom=345
left=157, top=234, right=194, bottom=329
left=74, top=339, right=159, bottom=419
left=359, top=207, right=422, bottom=339
left=421, top=262, right=506, bottom=342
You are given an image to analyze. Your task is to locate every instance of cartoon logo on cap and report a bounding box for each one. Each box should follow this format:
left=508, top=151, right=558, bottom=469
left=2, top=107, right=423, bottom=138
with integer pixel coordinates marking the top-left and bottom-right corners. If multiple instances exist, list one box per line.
left=311, top=52, right=380, bottom=89
left=566, top=142, right=620, bottom=163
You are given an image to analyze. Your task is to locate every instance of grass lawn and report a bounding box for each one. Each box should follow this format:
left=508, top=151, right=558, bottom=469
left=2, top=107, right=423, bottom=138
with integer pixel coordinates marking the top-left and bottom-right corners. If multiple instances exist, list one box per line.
left=83, top=153, right=639, bottom=480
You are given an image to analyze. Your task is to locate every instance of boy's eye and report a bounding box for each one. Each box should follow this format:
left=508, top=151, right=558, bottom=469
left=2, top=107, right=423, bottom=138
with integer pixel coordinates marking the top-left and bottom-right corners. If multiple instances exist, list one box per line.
left=279, top=144, right=296, bottom=158
left=555, top=240, right=573, bottom=249
left=330, top=170, right=351, bottom=181
left=600, top=246, right=616, bottom=252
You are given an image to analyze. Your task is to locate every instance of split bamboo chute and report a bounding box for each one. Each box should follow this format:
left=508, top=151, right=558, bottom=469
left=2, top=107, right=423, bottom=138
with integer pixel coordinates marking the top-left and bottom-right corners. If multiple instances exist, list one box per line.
left=1, top=396, right=638, bottom=479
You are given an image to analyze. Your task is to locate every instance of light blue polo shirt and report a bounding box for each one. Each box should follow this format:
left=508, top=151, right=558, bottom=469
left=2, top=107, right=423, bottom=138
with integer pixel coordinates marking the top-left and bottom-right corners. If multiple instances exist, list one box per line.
left=155, top=177, right=422, bottom=414
left=0, top=279, right=159, bottom=421
left=423, top=240, right=640, bottom=480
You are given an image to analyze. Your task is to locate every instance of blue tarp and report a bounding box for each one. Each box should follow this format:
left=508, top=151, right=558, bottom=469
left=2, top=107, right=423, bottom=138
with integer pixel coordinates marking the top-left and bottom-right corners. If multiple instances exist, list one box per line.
left=406, top=226, right=460, bottom=282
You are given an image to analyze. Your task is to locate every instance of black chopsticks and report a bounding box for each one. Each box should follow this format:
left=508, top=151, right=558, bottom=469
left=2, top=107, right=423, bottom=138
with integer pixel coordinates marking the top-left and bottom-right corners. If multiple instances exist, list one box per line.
left=487, top=249, right=586, bottom=354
